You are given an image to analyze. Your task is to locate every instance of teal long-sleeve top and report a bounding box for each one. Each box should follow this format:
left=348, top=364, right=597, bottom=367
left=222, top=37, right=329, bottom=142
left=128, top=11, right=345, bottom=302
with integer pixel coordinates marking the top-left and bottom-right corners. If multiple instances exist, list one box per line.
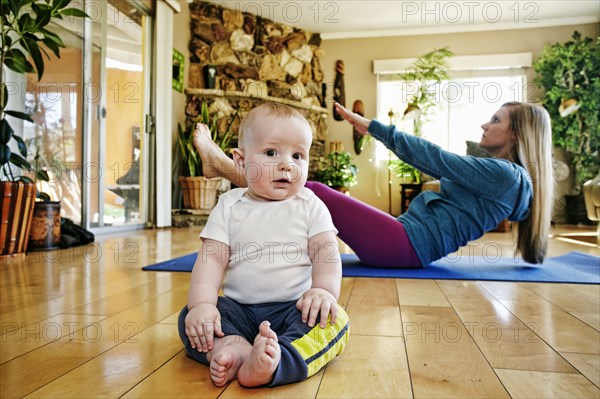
left=369, top=119, right=532, bottom=266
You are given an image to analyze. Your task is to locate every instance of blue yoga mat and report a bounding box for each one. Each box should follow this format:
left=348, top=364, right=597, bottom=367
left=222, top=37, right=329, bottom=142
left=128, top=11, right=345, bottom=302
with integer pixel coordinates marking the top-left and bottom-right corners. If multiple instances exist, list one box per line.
left=142, top=251, right=599, bottom=284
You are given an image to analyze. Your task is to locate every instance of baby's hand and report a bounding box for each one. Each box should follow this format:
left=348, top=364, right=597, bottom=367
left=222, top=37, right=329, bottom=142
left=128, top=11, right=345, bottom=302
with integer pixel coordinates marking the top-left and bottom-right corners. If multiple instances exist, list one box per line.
left=185, top=303, right=224, bottom=352
left=296, top=288, right=338, bottom=328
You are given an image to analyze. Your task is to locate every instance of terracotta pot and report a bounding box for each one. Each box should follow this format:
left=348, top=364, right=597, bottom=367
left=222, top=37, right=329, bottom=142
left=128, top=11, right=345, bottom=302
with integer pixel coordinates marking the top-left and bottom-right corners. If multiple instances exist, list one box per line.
left=0, top=181, right=36, bottom=257
left=178, top=176, right=220, bottom=210
left=332, top=186, right=348, bottom=193
left=28, top=201, right=61, bottom=252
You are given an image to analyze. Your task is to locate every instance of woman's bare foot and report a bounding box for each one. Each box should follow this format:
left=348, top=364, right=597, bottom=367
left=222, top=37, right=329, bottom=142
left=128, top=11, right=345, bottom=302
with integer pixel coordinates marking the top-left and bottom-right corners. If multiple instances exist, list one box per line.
left=238, top=321, right=281, bottom=387
left=207, top=337, right=252, bottom=387
left=193, top=123, right=247, bottom=187
left=192, top=123, right=229, bottom=179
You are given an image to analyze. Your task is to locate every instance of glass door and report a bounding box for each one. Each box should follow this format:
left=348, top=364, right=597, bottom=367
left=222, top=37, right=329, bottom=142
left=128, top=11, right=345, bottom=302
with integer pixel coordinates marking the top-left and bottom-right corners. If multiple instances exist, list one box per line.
left=24, top=6, right=86, bottom=224
left=87, top=0, right=151, bottom=230
left=24, top=0, right=152, bottom=231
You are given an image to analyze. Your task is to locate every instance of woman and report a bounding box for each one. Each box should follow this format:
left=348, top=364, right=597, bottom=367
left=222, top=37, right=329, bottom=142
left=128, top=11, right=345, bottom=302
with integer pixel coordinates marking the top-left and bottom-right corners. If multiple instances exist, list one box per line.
left=193, top=101, right=553, bottom=267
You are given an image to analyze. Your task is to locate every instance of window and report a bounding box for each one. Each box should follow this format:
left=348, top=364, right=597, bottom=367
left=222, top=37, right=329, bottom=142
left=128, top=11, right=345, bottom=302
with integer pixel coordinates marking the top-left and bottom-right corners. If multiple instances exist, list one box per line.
left=375, top=53, right=530, bottom=157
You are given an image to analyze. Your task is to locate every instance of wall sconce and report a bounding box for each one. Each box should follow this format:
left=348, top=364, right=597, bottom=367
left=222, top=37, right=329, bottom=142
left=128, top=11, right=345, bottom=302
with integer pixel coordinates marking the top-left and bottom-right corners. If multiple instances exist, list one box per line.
left=558, top=98, right=580, bottom=117
left=403, top=104, right=422, bottom=120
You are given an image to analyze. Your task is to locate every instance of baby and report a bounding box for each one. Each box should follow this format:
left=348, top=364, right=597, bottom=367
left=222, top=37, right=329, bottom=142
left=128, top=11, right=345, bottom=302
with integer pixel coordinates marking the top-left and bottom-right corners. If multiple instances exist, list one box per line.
left=177, top=103, right=349, bottom=387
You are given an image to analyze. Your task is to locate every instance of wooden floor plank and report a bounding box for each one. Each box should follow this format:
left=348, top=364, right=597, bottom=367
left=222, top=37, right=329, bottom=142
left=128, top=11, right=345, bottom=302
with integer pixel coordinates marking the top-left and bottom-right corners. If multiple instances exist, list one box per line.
left=560, top=352, right=600, bottom=388
left=564, top=284, right=600, bottom=301
left=25, top=323, right=183, bottom=398
left=480, top=282, right=600, bottom=354
left=401, top=305, right=510, bottom=398
left=0, top=261, right=146, bottom=315
left=344, top=278, right=401, bottom=337
left=338, top=277, right=355, bottom=309
left=317, top=335, right=412, bottom=398
left=122, top=351, right=224, bottom=398
left=0, top=273, right=183, bottom=336
left=437, top=280, right=576, bottom=373
left=0, top=238, right=176, bottom=312
left=0, top=247, right=189, bottom=324
left=159, top=311, right=182, bottom=325
left=66, top=274, right=185, bottom=316
left=220, top=369, right=324, bottom=398
left=350, top=277, right=398, bottom=299
left=0, top=286, right=188, bottom=399
left=0, top=313, right=105, bottom=364
left=521, top=282, right=600, bottom=331
left=494, top=369, right=600, bottom=398
left=396, top=279, right=451, bottom=307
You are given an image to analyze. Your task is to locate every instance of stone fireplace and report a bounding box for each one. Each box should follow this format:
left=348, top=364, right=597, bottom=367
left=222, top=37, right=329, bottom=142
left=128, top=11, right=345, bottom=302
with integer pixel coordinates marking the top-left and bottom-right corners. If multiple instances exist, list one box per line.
left=185, top=1, right=329, bottom=174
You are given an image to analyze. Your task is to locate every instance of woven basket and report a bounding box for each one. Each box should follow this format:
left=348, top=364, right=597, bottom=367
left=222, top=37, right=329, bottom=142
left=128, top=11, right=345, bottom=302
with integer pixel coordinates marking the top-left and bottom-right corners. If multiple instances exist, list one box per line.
left=179, top=176, right=220, bottom=210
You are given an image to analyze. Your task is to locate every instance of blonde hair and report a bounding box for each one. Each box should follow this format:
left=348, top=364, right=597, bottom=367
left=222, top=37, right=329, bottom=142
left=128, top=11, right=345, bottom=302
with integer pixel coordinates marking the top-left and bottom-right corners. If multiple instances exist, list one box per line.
left=237, top=102, right=310, bottom=149
left=503, top=102, right=554, bottom=264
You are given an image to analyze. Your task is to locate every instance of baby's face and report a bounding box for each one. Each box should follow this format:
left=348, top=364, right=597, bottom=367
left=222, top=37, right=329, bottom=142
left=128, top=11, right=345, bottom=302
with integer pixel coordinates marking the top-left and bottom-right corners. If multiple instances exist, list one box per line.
left=239, top=115, right=312, bottom=201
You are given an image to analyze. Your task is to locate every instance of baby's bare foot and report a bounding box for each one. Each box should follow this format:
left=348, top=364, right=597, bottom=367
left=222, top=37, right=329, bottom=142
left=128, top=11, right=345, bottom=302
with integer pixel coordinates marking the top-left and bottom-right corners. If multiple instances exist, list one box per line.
left=192, top=123, right=229, bottom=179
left=238, top=321, right=281, bottom=387
left=208, top=339, right=251, bottom=387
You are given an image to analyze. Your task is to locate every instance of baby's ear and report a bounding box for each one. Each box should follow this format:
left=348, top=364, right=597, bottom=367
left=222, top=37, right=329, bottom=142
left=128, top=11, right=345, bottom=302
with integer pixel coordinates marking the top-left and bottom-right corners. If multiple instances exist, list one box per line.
left=232, top=148, right=245, bottom=168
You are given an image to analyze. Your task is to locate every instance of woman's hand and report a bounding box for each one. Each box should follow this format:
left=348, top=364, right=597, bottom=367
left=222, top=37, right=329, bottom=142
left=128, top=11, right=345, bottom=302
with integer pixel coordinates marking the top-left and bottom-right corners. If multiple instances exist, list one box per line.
left=185, top=303, right=224, bottom=352
left=296, top=288, right=338, bottom=328
left=334, top=102, right=371, bottom=136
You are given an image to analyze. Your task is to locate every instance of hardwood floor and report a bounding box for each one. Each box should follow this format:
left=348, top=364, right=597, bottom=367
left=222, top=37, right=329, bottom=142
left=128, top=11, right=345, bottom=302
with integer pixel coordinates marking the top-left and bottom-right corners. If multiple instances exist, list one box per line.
left=1, top=224, right=598, bottom=398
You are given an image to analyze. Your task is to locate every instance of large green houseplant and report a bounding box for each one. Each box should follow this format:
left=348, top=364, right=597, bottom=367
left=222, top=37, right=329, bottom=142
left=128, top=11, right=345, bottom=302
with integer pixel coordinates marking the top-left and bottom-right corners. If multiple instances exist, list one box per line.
left=178, top=100, right=237, bottom=209
left=1, top=0, right=86, bottom=180
left=1, top=0, right=87, bottom=256
left=533, top=31, right=600, bottom=188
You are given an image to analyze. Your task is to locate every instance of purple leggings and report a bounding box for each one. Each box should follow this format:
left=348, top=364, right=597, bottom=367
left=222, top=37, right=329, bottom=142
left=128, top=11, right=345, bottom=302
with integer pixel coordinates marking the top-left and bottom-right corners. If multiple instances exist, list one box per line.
left=304, top=181, right=422, bottom=268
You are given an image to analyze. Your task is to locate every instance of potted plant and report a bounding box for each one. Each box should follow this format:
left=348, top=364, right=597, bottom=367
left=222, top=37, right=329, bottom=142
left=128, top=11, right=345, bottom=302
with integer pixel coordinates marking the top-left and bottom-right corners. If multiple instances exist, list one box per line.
left=388, top=158, right=420, bottom=184
left=1, top=0, right=87, bottom=256
left=396, top=47, right=453, bottom=137
left=178, top=100, right=237, bottom=210
left=533, top=31, right=599, bottom=223
left=316, top=150, right=358, bottom=192
left=27, top=141, right=61, bottom=251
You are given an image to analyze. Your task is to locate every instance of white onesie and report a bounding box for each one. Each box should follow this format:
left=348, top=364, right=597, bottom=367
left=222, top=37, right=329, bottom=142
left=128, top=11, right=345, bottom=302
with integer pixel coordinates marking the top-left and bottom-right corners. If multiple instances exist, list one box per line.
left=200, top=187, right=337, bottom=304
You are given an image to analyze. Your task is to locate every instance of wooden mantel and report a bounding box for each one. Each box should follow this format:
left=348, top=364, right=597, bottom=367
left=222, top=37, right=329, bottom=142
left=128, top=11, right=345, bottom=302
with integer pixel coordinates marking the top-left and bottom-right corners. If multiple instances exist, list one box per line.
left=185, top=88, right=328, bottom=115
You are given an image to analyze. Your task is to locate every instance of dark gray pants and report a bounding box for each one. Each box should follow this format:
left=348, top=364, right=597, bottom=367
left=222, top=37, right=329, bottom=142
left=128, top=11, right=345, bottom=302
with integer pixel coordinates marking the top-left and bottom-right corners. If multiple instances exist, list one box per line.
left=177, top=296, right=349, bottom=386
